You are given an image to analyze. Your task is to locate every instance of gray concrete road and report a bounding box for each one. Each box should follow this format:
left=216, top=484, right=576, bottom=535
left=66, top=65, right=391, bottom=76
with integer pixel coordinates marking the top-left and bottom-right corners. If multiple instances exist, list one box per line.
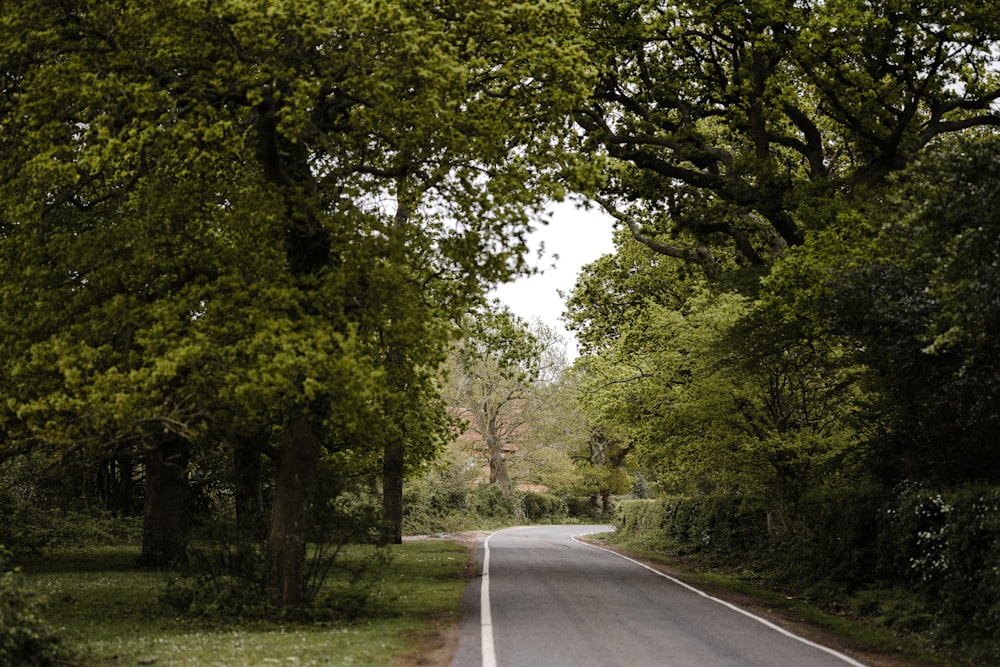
left=450, top=525, right=869, bottom=667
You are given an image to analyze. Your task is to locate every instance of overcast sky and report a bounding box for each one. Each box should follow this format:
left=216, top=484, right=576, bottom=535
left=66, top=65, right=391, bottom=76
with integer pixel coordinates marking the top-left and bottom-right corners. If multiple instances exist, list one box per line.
left=491, top=201, right=617, bottom=359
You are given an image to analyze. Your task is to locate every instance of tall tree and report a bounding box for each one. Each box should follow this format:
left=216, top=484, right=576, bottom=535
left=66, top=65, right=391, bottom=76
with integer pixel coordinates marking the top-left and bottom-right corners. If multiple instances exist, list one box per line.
left=446, top=305, right=561, bottom=501
left=763, top=134, right=1000, bottom=483
left=568, top=239, right=873, bottom=501
left=0, top=0, right=589, bottom=605
left=573, top=0, right=1000, bottom=272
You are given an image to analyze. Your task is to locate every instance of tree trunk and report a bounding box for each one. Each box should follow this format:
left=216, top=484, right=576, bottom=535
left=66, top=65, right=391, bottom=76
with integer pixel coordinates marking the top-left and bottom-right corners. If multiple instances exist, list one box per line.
left=486, top=428, right=513, bottom=502
left=139, top=435, right=190, bottom=566
left=118, top=455, right=134, bottom=516
left=267, top=409, right=323, bottom=608
left=382, top=439, right=404, bottom=544
left=102, top=455, right=135, bottom=516
left=233, top=438, right=266, bottom=540
left=380, top=191, right=413, bottom=546
left=589, top=493, right=602, bottom=519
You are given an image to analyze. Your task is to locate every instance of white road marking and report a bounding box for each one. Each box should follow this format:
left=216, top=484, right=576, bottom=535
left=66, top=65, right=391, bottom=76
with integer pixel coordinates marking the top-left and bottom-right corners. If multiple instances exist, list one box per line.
left=480, top=531, right=497, bottom=667
left=573, top=532, right=870, bottom=667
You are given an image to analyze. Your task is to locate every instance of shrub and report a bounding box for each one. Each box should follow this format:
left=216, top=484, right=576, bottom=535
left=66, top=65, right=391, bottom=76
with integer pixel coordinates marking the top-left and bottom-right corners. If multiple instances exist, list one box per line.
left=467, top=485, right=517, bottom=520
left=162, top=482, right=391, bottom=620
left=0, top=485, right=141, bottom=558
left=879, top=485, right=1000, bottom=662
left=564, top=495, right=595, bottom=519
left=767, top=483, right=884, bottom=586
left=614, top=496, right=770, bottom=565
left=0, top=548, right=79, bottom=666
left=403, top=475, right=471, bottom=534
left=520, top=493, right=568, bottom=522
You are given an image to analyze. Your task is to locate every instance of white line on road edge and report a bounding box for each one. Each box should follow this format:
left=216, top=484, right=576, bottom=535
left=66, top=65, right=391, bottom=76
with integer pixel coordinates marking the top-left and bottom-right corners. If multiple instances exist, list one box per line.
left=480, top=531, right=497, bottom=667
left=573, top=533, right=870, bottom=667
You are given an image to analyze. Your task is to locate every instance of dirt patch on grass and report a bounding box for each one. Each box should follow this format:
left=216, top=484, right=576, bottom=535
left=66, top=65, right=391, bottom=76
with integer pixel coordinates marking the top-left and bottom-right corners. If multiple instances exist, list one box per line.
left=395, top=532, right=488, bottom=667
left=394, top=614, right=463, bottom=667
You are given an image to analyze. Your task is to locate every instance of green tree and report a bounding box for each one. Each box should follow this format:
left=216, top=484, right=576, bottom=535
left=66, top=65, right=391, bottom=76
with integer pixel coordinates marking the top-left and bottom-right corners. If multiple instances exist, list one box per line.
left=0, top=0, right=590, bottom=605
left=446, top=304, right=563, bottom=502
left=764, top=134, right=1000, bottom=484
left=573, top=0, right=1000, bottom=272
left=569, top=239, right=873, bottom=504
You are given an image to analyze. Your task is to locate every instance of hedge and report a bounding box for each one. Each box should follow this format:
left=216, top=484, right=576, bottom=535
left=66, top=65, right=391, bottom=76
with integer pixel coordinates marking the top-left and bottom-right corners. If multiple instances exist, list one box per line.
left=613, top=484, right=1000, bottom=661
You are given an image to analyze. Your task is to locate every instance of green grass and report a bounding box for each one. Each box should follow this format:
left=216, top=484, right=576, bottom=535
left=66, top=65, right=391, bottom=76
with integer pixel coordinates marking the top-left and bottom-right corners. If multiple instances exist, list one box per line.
left=22, top=540, right=473, bottom=666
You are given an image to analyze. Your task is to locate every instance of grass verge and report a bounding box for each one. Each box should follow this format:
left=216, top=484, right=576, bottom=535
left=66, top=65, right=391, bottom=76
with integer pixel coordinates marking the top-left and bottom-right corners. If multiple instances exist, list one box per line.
left=23, top=539, right=473, bottom=666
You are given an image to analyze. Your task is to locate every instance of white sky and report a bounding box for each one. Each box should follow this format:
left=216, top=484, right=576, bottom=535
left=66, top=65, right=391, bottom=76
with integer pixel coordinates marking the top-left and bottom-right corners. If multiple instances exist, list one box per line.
left=491, top=201, right=616, bottom=359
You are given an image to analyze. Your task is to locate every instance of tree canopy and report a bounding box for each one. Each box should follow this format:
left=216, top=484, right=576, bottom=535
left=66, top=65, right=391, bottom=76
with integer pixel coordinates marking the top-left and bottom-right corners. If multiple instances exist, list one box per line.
left=573, top=0, right=1000, bottom=272
left=0, top=0, right=591, bottom=605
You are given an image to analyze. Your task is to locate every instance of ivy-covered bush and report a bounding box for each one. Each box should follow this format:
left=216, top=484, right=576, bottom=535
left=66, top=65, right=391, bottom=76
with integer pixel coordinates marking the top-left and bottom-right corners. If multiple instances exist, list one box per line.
left=879, top=485, right=1000, bottom=661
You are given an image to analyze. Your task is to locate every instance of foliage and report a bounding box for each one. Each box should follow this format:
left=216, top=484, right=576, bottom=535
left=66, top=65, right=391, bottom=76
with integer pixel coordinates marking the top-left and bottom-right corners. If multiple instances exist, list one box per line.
left=402, top=453, right=480, bottom=534
left=0, top=548, right=78, bottom=667
left=614, top=481, right=1000, bottom=663
left=520, top=492, right=570, bottom=523
left=0, top=457, right=142, bottom=556
left=445, top=304, right=569, bottom=501
left=565, top=230, right=702, bottom=356
left=761, top=134, right=1000, bottom=484
left=572, top=0, right=1000, bottom=272
left=877, top=485, right=1000, bottom=661
left=570, top=259, right=872, bottom=504
left=404, top=467, right=572, bottom=533
left=1, top=0, right=592, bottom=603
left=163, top=475, right=389, bottom=618
left=614, top=497, right=769, bottom=566
left=161, top=540, right=393, bottom=622
left=0, top=507, right=141, bottom=562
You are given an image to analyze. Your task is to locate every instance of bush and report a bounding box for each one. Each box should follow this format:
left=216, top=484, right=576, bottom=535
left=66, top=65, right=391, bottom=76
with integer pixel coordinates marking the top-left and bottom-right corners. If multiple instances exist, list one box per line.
left=403, top=475, right=471, bottom=535
left=565, top=495, right=596, bottom=519
left=879, top=485, right=1000, bottom=662
left=161, top=529, right=271, bottom=618
left=0, top=485, right=142, bottom=558
left=614, top=496, right=770, bottom=565
left=162, top=481, right=391, bottom=620
left=0, top=548, right=79, bottom=666
left=768, top=483, right=884, bottom=586
left=520, top=493, right=568, bottom=522
left=467, top=485, right=517, bottom=520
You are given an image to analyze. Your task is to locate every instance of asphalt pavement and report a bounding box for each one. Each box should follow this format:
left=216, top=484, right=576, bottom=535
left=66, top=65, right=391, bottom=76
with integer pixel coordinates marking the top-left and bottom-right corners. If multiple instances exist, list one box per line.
left=450, top=525, right=870, bottom=667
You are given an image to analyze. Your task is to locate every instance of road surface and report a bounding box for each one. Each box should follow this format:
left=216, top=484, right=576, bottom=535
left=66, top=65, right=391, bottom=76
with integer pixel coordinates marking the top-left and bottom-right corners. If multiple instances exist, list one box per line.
left=450, top=525, right=869, bottom=667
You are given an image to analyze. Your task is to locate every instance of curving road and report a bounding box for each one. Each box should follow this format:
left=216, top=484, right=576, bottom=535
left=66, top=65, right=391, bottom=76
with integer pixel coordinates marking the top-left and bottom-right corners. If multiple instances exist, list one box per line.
left=450, top=525, right=869, bottom=667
